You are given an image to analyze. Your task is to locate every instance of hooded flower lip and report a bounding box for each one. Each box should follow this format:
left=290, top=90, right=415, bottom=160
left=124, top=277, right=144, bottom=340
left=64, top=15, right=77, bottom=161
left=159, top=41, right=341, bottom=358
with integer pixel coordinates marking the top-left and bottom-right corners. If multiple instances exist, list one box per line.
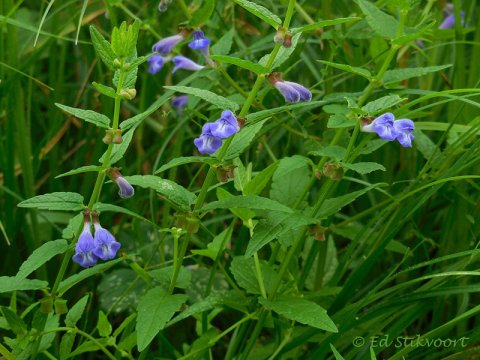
left=152, top=33, right=184, bottom=55
left=148, top=54, right=168, bottom=74
left=72, top=220, right=98, bottom=268
left=172, top=95, right=188, bottom=116
left=210, top=110, right=240, bottom=138
left=172, top=56, right=205, bottom=73
left=393, top=119, right=415, bottom=147
left=362, top=112, right=397, bottom=141
left=362, top=112, right=415, bottom=147
left=194, top=123, right=223, bottom=154
left=93, top=223, right=121, bottom=260
left=188, top=30, right=211, bottom=56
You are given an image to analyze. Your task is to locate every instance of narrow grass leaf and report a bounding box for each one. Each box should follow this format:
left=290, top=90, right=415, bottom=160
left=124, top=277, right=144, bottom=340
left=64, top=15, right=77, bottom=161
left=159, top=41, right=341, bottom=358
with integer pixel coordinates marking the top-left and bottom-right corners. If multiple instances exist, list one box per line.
left=164, top=85, right=239, bottom=111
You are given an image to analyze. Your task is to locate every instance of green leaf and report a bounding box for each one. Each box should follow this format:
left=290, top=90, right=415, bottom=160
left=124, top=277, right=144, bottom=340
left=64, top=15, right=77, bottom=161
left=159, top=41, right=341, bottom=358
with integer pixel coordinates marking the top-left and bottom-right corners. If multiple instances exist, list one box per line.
left=58, top=259, right=123, bottom=296
left=62, top=213, right=83, bottom=240
left=245, top=101, right=325, bottom=123
left=201, top=195, right=294, bottom=213
left=0, top=277, right=48, bottom=293
left=382, top=65, right=452, bottom=84
left=92, top=203, right=152, bottom=224
left=92, top=82, right=117, bottom=98
left=16, top=239, right=69, bottom=278
left=149, top=266, right=192, bottom=289
left=211, top=29, right=234, bottom=56
left=55, top=165, right=102, bottom=179
left=330, top=344, right=346, bottom=360
left=97, top=311, right=112, bottom=337
left=55, top=103, right=110, bottom=128
left=343, top=162, right=386, bottom=174
left=259, top=296, right=338, bottom=332
left=361, top=95, right=405, bottom=115
left=270, top=156, right=310, bottom=207
left=124, top=175, right=196, bottom=211
left=164, top=85, right=239, bottom=112
left=355, top=0, right=399, bottom=39
left=59, top=333, right=76, bottom=360
left=327, top=114, right=356, bottom=129
left=230, top=256, right=277, bottom=295
left=191, top=227, right=232, bottom=260
left=244, top=161, right=279, bottom=196
left=232, top=0, right=281, bottom=28
left=136, top=287, right=188, bottom=351
left=65, top=294, right=89, bottom=327
left=224, top=119, right=267, bottom=160
left=190, top=0, right=216, bottom=27
left=18, top=192, right=84, bottom=211
left=210, top=55, right=267, bottom=74
left=359, top=139, right=387, bottom=155
left=291, top=17, right=360, bottom=34
left=318, top=60, right=373, bottom=80
left=316, top=184, right=381, bottom=219
left=309, top=146, right=347, bottom=161
left=89, top=26, right=115, bottom=69
left=155, top=156, right=220, bottom=174
left=1, top=307, right=27, bottom=335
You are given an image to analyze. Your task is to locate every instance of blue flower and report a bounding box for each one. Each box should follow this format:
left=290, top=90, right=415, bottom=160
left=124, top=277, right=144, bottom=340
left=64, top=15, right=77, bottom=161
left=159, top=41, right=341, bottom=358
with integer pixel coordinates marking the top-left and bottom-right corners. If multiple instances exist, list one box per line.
left=210, top=110, right=240, bottom=138
left=362, top=112, right=397, bottom=141
left=188, top=30, right=211, bottom=56
left=172, top=56, right=205, bottom=73
left=152, top=34, right=184, bottom=55
left=194, top=123, right=223, bottom=154
left=393, top=119, right=415, bottom=147
left=273, top=81, right=312, bottom=103
left=108, top=168, right=135, bottom=198
left=72, top=222, right=98, bottom=268
left=147, top=54, right=168, bottom=74
left=93, top=223, right=121, bottom=260
left=172, top=95, right=188, bottom=116
left=439, top=11, right=465, bottom=29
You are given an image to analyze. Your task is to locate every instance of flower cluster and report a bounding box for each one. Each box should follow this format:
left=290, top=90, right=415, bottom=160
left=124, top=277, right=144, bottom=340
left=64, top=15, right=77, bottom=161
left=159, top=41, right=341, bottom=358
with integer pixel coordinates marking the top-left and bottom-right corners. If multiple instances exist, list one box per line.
left=194, top=110, right=241, bottom=154
left=72, top=211, right=121, bottom=268
left=148, top=30, right=211, bottom=75
left=361, top=112, right=415, bottom=148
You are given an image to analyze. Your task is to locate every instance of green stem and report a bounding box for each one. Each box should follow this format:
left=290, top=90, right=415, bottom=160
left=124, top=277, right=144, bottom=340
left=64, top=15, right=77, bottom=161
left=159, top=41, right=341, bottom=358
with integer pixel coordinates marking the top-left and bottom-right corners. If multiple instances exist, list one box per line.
left=169, top=232, right=189, bottom=293
left=177, top=0, right=191, bottom=19
left=253, top=252, right=267, bottom=298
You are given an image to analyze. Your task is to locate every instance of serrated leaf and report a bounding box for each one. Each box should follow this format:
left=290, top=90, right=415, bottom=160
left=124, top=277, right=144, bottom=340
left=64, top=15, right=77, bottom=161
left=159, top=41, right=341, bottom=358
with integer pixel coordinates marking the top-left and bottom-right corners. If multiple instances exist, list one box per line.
left=136, top=287, right=188, bottom=351
left=59, top=333, right=76, bottom=360
left=124, top=175, right=196, bottom=211
left=92, top=203, right=152, bottom=224
left=201, top=195, right=294, bottom=213
left=259, top=296, right=338, bottom=332
left=309, top=146, right=347, bottom=161
left=230, top=256, right=277, bottom=295
left=55, top=165, right=102, bottom=179
left=0, top=277, right=48, bottom=293
left=89, top=26, right=115, bottom=69
left=356, top=0, right=399, bottom=39
left=259, top=33, right=302, bottom=69
left=1, top=307, right=27, bottom=335
left=318, top=60, right=372, bottom=80
left=164, top=85, right=239, bottom=111
left=382, top=65, right=452, bottom=84
left=92, top=82, right=117, bottom=98
left=291, top=17, right=360, bottom=34
left=16, top=239, right=69, bottom=278
left=65, top=294, right=89, bottom=327
left=190, top=0, right=216, bottom=27
left=211, top=29, right=234, bottom=56
left=327, top=114, right=356, bottom=128
left=210, top=55, right=267, bottom=74
left=361, top=95, right=405, bottom=115
left=223, top=119, right=267, bottom=160
left=244, top=161, right=279, bottom=196
left=18, top=192, right=84, bottom=211
left=191, top=227, right=232, bottom=260
left=155, top=156, right=220, bottom=174
left=343, top=162, right=386, bottom=174
left=270, top=156, right=310, bottom=207
left=149, top=266, right=191, bottom=289
left=232, top=0, right=281, bottom=28
left=55, top=103, right=110, bottom=128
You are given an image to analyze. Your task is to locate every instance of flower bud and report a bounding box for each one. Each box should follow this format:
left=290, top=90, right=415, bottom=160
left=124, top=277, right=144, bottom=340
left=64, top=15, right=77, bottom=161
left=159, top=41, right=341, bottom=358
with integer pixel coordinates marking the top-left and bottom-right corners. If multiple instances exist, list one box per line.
left=112, top=129, right=123, bottom=144
left=283, top=33, right=293, bottom=48
left=113, top=58, right=122, bottom=68
left=323, top=162, right=344, bottom=181
left=103, top=129, right=114, bottom=144
left=274, top=26, right=286, bottom=44
left=120, top=88, right=136, bottom=100
left=40, top=297, right=54, bottom=313
left=54, top=298, right=69, bottom=314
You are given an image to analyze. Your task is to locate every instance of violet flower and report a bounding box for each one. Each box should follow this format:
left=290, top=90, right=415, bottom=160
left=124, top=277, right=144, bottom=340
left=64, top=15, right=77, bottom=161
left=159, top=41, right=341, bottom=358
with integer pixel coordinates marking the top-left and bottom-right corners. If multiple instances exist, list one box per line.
left=362, top=112, right=397, bottom=141
left=393, top=119, right=415, bottom=147
left=194, top=123, right=223, bottom=154
left=72, top=216, right=98, bottom=268
left=188, top=30, right=211, bottom=56
left=172, top=56, right=205, bottom=73
left=152, top=34, right=184, bottom=55
left=108, top=168, right=135, bottom=199
left=439, top=11, right=465, bottom=29
left=93, top=222, right=121, bottom=260
left=210, top=110, right=240, bottom=138
left=148, top=54, right=168, bottom=75
left=268, top=72, right=312, bottom=103
left=172, top=96, right=188, bottom=116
